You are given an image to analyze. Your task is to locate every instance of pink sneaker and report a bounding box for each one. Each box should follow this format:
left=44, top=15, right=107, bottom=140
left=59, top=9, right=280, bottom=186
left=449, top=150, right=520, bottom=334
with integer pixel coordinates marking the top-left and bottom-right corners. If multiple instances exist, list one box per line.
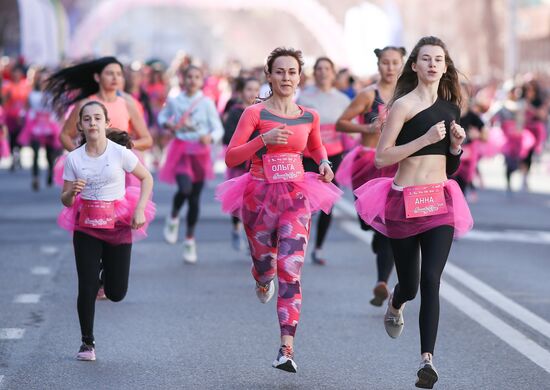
left=76, top=343, right=96, bottom=361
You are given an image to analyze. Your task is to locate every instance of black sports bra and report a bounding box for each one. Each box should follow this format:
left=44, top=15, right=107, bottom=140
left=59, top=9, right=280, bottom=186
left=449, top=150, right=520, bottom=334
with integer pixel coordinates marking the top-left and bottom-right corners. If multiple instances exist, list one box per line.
left=364, top=89, right=385, bottom=124
left=395, top=98, right=460, bottom=156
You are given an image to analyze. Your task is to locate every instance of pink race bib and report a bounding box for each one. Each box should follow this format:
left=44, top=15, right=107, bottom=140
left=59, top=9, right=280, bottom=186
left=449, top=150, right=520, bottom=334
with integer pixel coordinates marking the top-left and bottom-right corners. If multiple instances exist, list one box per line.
left=403, top=183, right=448, bottom=219
left=320, top=124, right=340, bottom=145
left=78, top=200, right=115, bottom=229
left=262, top=153, right=304, bottom=183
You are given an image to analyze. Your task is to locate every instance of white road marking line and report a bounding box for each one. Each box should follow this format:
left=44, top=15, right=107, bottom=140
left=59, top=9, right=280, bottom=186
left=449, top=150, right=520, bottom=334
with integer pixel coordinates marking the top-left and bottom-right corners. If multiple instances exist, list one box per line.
left=0, top=375, right=4, bottom=386
left=338, top=203, right=550, bottom=373
left=0, top=328, right=25, bottom=340
left=441, top=283, right=550, bottom=374
left=31, top=266, right=51, bottom=275
left=335, top=199, right=550, bottom=245
left=341, top=210, right=550, bottom=341
left=13, top=294, right=41, bottom=304
left=463, top=229, right=550, bottom=245
left=40, top=245, right=59, bottom=255
left=444, top=262, right=550, bottom=340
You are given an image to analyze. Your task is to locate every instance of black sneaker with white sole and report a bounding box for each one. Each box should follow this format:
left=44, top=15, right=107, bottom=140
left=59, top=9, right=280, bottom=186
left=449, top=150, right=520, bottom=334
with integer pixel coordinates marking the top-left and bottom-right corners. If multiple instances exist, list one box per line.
left=272, top=345, right=297, bottom=373
left=415, top=357, right=438, bottom=389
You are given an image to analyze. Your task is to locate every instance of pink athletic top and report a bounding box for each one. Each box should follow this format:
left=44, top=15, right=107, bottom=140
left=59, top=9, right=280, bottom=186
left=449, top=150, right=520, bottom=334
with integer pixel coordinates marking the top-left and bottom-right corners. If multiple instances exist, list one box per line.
left=225, top=103, right=327, bottom=179
left=90, top=95, right=131, bottom=134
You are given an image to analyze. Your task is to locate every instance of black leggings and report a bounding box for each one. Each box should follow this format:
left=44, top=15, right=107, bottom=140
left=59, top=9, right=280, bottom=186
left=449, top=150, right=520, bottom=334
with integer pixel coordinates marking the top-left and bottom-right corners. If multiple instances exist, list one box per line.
left=171, top=174, right=204, bottom=237
left=303, top=153, right=343, bottom=249
left=73, top=231, right=132, bottom=345
left=371, top=231, right=394, bottom=283
left=31, top=141, right=58, bottom=180
left=390, top=225, right=454, bottom=355
left=356, top=199, right=394, bottom=284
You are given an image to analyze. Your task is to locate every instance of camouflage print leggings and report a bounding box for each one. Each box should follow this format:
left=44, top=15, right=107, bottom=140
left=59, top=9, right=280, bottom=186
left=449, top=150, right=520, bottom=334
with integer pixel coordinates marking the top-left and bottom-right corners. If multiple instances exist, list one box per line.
left=242, top=180, right=311, bottom=337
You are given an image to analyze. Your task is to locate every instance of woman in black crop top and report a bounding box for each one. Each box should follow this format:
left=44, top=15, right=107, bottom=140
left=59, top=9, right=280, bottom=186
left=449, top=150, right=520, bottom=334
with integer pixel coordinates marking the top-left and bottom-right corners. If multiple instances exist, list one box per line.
left=354, top=36, right=473, bottom=389
left=336, top=46, right=406, bottom=307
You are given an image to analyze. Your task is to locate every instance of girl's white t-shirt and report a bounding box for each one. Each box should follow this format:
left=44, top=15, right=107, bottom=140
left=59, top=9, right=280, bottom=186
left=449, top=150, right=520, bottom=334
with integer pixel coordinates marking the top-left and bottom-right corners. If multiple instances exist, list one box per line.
left=63, top=140, right=138, bottom=201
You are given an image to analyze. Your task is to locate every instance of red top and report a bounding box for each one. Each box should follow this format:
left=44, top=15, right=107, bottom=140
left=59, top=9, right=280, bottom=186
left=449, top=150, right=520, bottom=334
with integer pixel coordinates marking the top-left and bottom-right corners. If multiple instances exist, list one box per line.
left=225, top=103, right=327, bottom=178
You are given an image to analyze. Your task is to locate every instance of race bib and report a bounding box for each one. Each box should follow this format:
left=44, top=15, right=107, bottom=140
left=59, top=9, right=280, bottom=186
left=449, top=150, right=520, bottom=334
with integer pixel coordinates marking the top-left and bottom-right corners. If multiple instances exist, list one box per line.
left=262, top=153, right=304, bottom=183
left=320, top=124, right=340, bottom=145
left=78, top=200, right=115, bottom=229
left=403, top=183, right=448, bottom=218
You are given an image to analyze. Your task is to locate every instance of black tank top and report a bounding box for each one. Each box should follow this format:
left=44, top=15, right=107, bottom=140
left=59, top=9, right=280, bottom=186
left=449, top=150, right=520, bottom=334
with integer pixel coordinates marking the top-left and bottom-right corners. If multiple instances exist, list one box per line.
left=364, top=89, right=385, bottom=124
left=395, top=98, right=460, bottom=157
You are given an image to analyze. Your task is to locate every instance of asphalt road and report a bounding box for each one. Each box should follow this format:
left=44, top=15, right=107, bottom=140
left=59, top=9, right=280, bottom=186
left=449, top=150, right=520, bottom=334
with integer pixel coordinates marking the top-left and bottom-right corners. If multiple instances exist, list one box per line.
left=1, top=168, right=550, bottom=389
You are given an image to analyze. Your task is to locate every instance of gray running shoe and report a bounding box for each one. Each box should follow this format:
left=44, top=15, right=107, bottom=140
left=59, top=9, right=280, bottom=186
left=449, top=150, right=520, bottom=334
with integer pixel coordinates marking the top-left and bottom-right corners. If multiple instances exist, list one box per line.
left=415, top=356, right=439, bottom=389
left=384, top=292, right=405, bottom=338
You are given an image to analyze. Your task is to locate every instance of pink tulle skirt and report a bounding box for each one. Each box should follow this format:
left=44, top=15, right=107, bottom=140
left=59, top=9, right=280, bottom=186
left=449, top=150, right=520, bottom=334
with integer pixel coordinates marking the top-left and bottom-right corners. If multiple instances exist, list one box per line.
left=341, top=133, right=359, bottom=152
left=225, top=166, right=248, bottom=180
left=526, top=121, right=547, bottom=154
left=336, top=146, right=398, bottom=190
left=57, top=186, right=156, bottom=245
left=478, top=127, right=506, bottom=158
left=354, top=177, right=473, bottom=239
left=17, top=114, right=62, bottom=148
left=159, top=139, right=214, bottom=184
left=456, top=142, right=481, bottom=183
left=501, top=121, right=536, bottom=159
left=53, top=154, right=66, bottom=187
left=215, top=172, right=343, bottom=218
left=0, top=137, right=10, bottom=158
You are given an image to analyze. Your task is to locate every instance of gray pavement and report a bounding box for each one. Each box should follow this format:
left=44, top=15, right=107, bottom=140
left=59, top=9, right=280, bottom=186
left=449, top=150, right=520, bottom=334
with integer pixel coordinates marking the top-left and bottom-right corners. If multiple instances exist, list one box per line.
left=1, top=167, right=550, bottom=389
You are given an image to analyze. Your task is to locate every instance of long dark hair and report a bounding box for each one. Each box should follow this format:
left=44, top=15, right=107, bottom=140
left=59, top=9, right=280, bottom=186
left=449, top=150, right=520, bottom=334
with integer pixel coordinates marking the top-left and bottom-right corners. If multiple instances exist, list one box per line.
left=389, top=36, right=461, bottom=107
left=106, top=128, right=133, bottom=149
left=77, top=101, right=110, bottom=146
left=46, top=56, right=123, bottom=115
left=263, top=47, right=304, bottom=99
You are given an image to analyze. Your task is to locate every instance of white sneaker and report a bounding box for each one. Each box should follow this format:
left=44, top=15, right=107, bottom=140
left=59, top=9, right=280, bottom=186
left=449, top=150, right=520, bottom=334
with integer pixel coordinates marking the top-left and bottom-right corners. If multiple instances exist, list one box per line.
left=163, top=217, right=179, bottom=244
left=272, top=345, right=297, bottom=373
left=384, top=291, right=405, bottom=338
left=255, top=280, right=275, bottom=304
left=182, top=238, right=198, bottom=264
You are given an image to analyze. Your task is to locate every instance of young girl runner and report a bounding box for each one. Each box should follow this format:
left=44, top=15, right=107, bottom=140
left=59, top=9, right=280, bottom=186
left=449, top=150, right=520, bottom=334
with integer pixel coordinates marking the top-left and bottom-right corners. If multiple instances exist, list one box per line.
left=216, top=47, right=342, bottom=373
left=336, top=46, right=406, bottom=305
left=58, top=101, right=155, bottom=361
left=354, top=37, right=473, bottom=388
left=158, top=65, right=224, bottom=263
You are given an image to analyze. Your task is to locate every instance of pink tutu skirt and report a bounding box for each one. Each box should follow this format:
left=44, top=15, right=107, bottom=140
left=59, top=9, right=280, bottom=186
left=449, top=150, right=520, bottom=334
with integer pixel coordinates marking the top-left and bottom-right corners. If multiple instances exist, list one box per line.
left=225, top=166, right=248, bottom=180
left=501, top=121, right=536, bottom=159
left=159, top=139, right=214, bottom=184
left=57, top=186, right=156, bottom=245
left=17, top=113, right=62, bottom=148
left=215, top=172, right=343, bottom=219
left=336, top=146, right=398, bottom=190
left=478, top=127, right=506, bottom=158
left=0, top=137, right=10, bottom=158
left=341, top=133, right=359, bottom=152
left=53, top=154, right=67, bottom=187
left=455, top=142, right=480, bottom=183
left=526, top=121, right=547, bottom=154
left=354, top=177, right=473, bottom=239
